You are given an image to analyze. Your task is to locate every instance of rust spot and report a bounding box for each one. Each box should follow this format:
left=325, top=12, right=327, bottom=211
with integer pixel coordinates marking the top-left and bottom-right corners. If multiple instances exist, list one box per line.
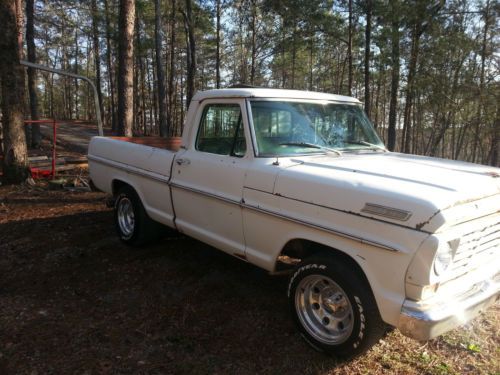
left=416, top=221, right=427, bottom=231
left=416, top=209, right=442, bottom=230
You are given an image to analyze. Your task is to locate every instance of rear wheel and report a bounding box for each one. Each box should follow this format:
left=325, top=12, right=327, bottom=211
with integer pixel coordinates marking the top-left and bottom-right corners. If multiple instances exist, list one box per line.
left=288, top=254, right=386, bottom=358
left=114, top=186, right=163, bottom=246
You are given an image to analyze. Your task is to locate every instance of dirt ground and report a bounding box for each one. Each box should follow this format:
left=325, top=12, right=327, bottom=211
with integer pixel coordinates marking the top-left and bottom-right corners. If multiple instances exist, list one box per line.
left=0, top=181, right=498, bottom=374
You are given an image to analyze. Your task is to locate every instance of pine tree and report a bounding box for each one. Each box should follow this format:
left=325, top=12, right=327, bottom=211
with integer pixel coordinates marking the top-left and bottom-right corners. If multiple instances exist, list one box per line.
left=0, top=0, right=29, bottom=183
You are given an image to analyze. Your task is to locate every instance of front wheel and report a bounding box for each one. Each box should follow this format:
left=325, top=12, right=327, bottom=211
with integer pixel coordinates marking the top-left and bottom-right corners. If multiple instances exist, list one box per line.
left=287, top=254, right=386, bottom=358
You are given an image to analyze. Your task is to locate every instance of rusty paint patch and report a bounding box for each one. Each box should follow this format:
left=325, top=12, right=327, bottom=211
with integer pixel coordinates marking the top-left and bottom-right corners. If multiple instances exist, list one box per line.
left=416, top=209, right=442, bottom=231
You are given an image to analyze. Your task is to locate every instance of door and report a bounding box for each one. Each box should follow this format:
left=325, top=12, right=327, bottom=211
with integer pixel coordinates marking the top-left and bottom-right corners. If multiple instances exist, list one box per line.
left=170, top=99, right=251, bottom=257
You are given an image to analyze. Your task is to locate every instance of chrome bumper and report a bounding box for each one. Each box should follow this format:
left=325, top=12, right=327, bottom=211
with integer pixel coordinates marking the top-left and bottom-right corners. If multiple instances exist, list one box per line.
left=398, top=278, right=499, bottom=341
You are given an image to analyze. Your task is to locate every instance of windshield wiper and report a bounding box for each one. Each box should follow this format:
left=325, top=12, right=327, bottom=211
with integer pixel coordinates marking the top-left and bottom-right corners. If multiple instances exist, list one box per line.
left=344, top=140, right=387, bottom=152
left=279, top=142, right=342, bottom=155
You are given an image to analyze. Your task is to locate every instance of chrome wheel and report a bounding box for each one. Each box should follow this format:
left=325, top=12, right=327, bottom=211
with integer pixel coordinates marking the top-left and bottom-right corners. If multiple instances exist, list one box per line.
left=117, top=197, right=135, bottom=239
left=295, top=274, right=354, bottom=345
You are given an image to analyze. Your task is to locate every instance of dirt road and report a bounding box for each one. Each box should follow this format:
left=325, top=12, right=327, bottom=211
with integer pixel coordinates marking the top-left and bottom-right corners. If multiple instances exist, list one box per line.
left=39, top=121, right=101, bottom=153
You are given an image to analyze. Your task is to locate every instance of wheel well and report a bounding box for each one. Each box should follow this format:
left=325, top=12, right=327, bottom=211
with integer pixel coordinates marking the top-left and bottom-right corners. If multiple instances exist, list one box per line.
left=276, top=239, right=370, bottom=285
left=112, top=179, right=132, bottom=196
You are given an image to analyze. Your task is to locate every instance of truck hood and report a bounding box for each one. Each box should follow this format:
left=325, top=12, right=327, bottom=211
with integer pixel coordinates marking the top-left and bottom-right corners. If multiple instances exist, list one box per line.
left=274, top=152, right=500, bottom=233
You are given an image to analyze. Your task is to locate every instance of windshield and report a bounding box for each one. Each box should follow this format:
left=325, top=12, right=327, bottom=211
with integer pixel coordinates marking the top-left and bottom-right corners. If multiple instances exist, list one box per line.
left=250, top=100, right=385, bottom=157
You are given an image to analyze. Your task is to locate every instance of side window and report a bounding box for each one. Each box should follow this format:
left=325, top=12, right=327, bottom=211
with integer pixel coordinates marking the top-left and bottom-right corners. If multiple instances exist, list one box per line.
left=196, top=104, right=247, bottom=157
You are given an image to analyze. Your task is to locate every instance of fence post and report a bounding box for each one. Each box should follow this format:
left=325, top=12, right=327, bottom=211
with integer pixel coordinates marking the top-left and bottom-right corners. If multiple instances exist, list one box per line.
left=52, top=119, right=57, bottom=179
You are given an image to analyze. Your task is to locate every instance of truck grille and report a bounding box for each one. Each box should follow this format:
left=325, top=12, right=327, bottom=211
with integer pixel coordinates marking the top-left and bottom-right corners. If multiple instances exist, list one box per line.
left=449, top=219, right=500, bottom=280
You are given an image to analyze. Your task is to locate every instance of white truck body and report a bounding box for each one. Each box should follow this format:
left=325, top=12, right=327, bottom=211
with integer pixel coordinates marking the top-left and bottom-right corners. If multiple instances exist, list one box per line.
left=88, top=88, right=499, bottom=349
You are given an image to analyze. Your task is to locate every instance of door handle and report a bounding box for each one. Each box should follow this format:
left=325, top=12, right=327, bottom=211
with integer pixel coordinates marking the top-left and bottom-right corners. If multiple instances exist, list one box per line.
left=176, top=158, right=191, bottom=166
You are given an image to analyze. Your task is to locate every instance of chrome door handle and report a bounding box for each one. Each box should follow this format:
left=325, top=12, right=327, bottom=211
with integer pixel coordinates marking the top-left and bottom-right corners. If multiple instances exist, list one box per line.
left=176, top=158, right=191, bottom=166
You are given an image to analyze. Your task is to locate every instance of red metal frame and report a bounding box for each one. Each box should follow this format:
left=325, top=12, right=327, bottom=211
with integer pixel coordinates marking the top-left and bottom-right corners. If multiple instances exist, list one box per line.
left=24, top=119, right=57, bottom=179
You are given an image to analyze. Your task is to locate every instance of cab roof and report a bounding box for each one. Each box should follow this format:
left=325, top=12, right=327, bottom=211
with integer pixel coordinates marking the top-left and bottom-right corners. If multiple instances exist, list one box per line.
left=192, top=88, right=360, bottom=104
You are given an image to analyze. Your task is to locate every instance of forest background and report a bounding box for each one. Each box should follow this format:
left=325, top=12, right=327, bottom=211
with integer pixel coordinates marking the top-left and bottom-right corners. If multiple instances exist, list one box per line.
left=0, top=0, right=499, bottom=184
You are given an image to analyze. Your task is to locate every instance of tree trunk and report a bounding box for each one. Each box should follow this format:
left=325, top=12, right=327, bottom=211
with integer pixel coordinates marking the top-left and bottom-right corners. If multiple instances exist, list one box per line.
left=138, top=45, right=146, bottom=135
left=387, top=0, right=399, bottom=151
left=91, top=0, right=104, bottom=127
left=44, top=27, right=54, bottom=118
left=429, top=55, right=466, bottom=156
left=147, top=50, right=157, bottom=135
left=373, top=62, right=382, bottom=128
left=86, top=37, right=92, bottom=119
left=133, top=14, right=140, bottom=133
left=15, top=0, right=23, bottom=57
left=400, top=1, right=442, bottom=154
left=339, top=54, right=346, bottom=94
left=308, top=35, right=313, bottom=91
left=364, top=0, right=372, bottom=116
left=153, top=42, right=159, bottom=132
left=472, top=0, right=490, bottom=163
left=347, top=0, right=353, bottom=96
left=26, top=0, right=41, bottom=148
left=104, top=0, right=117, bottom=132
left=183, top=0, right=196, bottom=108
left=16, top=0, right=30, bottom=145
left=154, top=0, right=169, bottom=136
left=62, top=21, right=71, bottom=119
left=168, top=0, right=177, bottom=136
left=74, top=30, right=79, bottom=120
left=237, top=3, right=246, bottom=84
left=179, top=57, right=185, bottom=134
left=291, top=30, right=296, bottom=89
left=250, top=0, right=257, bottom=85
left=401, top=27, right=421, bottom=154
left=215, top=0, right=221, bottom=88
left=117, top=0, right=135, bottom=136
left=281, top=23, right=286, bottom=88
left=490, top=105, right=499, bottom=167
left=0, top=0, right=29, bottom=183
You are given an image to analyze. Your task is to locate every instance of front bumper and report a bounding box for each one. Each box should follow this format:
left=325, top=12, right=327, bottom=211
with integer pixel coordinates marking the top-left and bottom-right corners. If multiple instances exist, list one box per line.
left=398, top=277, right=499, bottom=341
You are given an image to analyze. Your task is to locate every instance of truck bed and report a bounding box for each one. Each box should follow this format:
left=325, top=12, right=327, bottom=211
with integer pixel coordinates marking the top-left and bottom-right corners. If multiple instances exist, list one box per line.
left=88, top=135, right=182, bottom=227
left=108, top=136, right=182, bottom=151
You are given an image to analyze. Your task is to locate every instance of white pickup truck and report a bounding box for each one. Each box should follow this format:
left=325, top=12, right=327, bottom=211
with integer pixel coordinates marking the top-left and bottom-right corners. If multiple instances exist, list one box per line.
left=88, top=88, right=499, bottom=357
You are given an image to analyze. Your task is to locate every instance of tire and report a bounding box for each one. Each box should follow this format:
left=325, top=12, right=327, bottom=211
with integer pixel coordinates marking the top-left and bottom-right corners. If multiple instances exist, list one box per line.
left=114, top=186, right=163, bottom=246
left=287, top=254, right=386, bottom=358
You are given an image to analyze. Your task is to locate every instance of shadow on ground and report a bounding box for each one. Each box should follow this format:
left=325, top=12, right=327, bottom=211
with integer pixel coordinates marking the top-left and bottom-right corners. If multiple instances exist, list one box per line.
left=0, top=209, right=343, bottom=374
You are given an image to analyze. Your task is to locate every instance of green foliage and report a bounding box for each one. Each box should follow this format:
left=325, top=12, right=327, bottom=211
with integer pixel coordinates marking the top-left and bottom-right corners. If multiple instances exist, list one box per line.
left=22, top=0, right=499, bottom=165
left=466, top=343, right=481, bottom=353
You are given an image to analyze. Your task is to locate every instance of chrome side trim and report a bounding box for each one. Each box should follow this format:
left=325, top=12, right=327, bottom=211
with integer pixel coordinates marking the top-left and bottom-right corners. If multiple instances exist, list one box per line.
left=91, top=155, right=400, bottom=253
left=171, top=182, right=400, bottom=252
left=169, top=182, right=240, bottom=206
left=243, top=202, right=400, bottom=252
left=244, top=186, right=426, bottom=233
left=88, top=155, right=170, bottom=184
